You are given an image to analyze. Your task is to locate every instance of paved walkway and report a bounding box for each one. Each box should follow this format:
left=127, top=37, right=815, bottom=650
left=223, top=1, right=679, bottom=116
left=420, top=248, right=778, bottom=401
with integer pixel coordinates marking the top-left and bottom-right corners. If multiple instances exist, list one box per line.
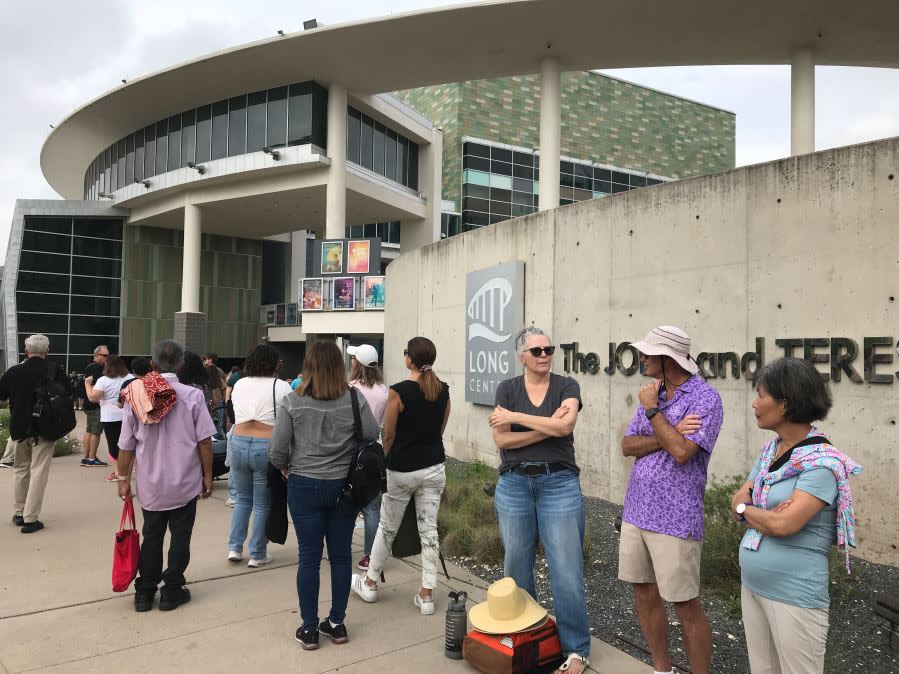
left=0, top=424, right=649, bottom=672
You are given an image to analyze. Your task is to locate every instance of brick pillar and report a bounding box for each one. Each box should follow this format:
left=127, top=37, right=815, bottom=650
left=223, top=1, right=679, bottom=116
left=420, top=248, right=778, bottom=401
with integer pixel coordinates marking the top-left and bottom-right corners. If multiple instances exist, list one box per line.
left=174, top=311, right=206, bottom=355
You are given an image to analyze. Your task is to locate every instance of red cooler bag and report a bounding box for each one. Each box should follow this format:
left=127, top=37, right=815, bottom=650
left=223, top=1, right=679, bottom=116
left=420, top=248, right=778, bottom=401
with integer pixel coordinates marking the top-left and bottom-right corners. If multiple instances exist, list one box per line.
left=112, top=499, right=140, bottom=592
left=463, top=617, right=563, bottom=674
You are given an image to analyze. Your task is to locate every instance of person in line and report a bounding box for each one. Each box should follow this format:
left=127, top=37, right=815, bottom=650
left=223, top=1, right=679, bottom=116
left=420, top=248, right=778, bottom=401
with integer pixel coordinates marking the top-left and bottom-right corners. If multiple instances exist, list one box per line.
left=119, top=357, right=152, bottom=399
left=0, top=438, right=15, bottom=468
left=486, top=326, right=589, bottom=674
left=290, top=373, right=303, bottom=391
left=117, top=339, right=216, bottom=612
left=225, top=364, right=244, bottom=429
left=81, top=345, right=109, bottom=467
left=0, top=335, right=71, bottom=533
left=351, top=337, right=450, bottom=618
left=346, top=344, right=389, bottom=572
left=205, top=364, right=226, bottom=439
left=204, top=353, right=227, bottom=387
left=732, top=358, right=862, bottom=674
left=228, top=345, right=292, bottom=567
left=619, top=326, right=724, bottom=674
left=84, top=355, right=134, bottom=482
left=270, top=340, right=379, bottom=650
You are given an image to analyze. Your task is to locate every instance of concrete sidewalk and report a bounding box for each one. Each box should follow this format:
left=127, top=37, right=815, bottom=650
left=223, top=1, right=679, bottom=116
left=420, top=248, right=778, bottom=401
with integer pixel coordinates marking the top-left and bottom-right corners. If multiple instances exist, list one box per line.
left=0, top=435, right=649, bottom=672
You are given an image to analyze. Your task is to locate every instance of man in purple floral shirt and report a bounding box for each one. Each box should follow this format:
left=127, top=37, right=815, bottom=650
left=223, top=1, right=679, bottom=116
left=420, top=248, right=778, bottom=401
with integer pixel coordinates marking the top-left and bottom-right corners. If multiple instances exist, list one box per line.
left=619, top=326, right=723, bottom=674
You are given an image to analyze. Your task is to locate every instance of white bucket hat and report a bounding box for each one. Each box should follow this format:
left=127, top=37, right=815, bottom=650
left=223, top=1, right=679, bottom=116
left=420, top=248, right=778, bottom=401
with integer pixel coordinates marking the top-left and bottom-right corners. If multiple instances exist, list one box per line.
left=468, top=577, right=547, bottom=635
left=347, top=344, right=379, bottom=367
left=631, top=325, right=699, bottom=375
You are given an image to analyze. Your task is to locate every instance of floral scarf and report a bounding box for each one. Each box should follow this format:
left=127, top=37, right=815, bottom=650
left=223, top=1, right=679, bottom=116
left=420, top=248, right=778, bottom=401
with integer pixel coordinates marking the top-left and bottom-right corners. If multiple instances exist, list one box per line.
left=742, top=428, right=863, bottom=572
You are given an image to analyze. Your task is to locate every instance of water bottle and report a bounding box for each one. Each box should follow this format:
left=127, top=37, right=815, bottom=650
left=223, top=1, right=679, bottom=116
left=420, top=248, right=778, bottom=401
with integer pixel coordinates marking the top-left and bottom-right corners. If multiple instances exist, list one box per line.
left=444, top=590, right=468, bottom=659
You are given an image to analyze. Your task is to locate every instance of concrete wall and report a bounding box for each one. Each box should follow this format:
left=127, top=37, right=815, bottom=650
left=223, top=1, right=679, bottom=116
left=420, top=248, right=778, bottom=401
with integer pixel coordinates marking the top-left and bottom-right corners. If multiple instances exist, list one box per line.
left=385, top=137, right=899, bottom=566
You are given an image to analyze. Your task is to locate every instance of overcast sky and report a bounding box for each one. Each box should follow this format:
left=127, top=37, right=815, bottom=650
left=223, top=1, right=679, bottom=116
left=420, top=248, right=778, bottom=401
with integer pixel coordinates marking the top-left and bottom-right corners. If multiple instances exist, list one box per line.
left=3, top=0, right=899, bottom=259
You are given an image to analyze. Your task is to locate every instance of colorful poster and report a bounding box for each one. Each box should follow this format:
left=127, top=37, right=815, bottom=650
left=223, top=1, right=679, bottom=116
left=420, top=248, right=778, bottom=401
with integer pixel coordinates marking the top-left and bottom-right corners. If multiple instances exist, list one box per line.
left=321, top=241, right=344, bottom=274
left=348, top=240, right=371, bottom=274
left=332, top=277, right=355, bottom=310
left=286, top=303, right=298, bottom=325
left=301, top=278, right=323, bottom=311
left=364, top=276, right=386, bottom=309
left=276, top=304, right=285, bottom=325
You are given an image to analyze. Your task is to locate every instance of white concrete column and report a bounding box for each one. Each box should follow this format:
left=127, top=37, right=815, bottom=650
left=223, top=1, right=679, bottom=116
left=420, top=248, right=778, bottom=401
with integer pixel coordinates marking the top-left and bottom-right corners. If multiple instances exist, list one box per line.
left=538, top=55, right=561, bottom=211
left=326, top=84, right=348, bottom=240
left=791, top=48, right=815, bottom=156
left=400, top=127, right=443, bottom=253
left=181, top=203, right=201, bottom=313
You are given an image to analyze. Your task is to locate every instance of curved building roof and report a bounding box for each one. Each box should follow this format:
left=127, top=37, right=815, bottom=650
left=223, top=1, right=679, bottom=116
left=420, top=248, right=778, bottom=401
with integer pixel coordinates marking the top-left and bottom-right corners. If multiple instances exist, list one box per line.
left=42, top=0, right=899, bottom=199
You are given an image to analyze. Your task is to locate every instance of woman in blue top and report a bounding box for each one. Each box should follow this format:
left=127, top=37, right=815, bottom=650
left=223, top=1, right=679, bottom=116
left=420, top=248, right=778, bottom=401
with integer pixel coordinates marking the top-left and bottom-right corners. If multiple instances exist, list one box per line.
left=731, top=357, right=862, bottom=674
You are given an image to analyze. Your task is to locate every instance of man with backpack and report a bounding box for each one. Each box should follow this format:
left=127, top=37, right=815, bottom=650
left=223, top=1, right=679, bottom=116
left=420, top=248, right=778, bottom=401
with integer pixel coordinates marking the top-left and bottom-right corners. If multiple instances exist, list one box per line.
left=0, top=334, right=74, bottom=533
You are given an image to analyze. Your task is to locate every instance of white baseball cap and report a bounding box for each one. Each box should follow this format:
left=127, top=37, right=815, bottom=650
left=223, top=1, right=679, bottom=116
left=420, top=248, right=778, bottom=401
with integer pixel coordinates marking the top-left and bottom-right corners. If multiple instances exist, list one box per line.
left=347, top=344, right=379, bottom=367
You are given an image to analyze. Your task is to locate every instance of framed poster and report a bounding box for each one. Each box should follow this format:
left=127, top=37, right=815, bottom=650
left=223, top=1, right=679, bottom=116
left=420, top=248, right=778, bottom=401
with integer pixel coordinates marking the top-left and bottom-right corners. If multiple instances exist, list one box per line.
left=364, top=276, right=386, bottom=309
left=321, top=241, right=344, bottom=274
left=286, top=303, right=298, bottom=325
left=276, top=304, right=286, bottom=326
left=348, top=240, right=371, bottom=274
left=265, top=305, right=276, bottom=326
left=301, top=278, right=323, bottom=311
left=332, top=277, right=355, bottom=310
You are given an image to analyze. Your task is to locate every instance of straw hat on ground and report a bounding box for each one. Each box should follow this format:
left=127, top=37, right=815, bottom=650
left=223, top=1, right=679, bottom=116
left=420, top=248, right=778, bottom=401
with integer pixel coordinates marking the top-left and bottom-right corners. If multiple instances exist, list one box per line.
left=468, top=577, right=547, bottom=635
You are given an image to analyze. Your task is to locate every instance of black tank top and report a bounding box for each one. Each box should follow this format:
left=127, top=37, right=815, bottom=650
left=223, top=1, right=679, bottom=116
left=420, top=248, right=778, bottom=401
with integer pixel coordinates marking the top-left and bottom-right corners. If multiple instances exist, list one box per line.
left=387, top=380, right=449, bottom=472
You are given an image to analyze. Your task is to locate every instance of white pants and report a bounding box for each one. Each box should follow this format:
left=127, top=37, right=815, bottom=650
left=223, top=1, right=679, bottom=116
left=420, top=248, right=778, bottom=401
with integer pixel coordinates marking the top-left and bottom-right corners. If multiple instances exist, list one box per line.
left=367, top=464, right=446, bottom=590
left=13, top=436, right=55, bottom=524
left=742, top=585, right=828, bottom=674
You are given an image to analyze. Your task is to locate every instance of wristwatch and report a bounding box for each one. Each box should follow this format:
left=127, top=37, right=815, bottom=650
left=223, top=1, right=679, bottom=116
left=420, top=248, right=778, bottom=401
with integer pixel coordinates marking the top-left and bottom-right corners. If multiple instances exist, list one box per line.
left=736, top=502, right=748, bottom=520
left=645, top=407, right=660, bottom=420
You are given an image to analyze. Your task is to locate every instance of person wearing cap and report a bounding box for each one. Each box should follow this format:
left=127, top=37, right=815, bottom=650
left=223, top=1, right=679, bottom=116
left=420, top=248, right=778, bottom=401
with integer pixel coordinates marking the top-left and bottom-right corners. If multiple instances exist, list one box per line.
left=488, top=326, right=589, bottom=674
left=346, top=344, right=388, bottom=572
left=619, top=326, right=724, bottom=674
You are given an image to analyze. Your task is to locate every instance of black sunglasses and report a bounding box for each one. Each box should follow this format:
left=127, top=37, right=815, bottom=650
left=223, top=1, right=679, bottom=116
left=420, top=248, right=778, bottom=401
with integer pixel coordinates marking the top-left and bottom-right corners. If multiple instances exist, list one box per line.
left=526, top=346, right=556, bottom=357
left=403, top=349, right=408, bottom=356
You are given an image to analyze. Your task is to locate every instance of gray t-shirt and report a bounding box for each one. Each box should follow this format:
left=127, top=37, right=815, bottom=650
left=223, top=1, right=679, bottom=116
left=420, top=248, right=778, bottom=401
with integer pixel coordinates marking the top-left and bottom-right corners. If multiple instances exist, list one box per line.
left=494, top=373, right=582, bottom=474
left=269, top=390, right=379, bottom=480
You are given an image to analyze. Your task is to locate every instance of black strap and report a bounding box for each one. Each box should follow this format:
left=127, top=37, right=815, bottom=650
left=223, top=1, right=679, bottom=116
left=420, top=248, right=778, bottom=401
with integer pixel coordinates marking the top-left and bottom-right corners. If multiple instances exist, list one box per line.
left=349, top=387, right=363, bottom=442
left=768, top=435, right=829, bottom=472
left=272, top=378, right=277, bottom=420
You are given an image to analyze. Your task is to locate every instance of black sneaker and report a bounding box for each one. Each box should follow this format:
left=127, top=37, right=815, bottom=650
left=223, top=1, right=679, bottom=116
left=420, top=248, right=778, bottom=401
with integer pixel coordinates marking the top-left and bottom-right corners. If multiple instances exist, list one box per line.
left=12, top=515, right=24, bottom=527
left=91, top=457, right=109, bottom=467
left=134, top=592, right=155, bottom=612
left=319, top=619, right=349, bottom=644
left=21, top=521, right=44, bottom=534
left=158, top=586, right=191, bottom=611
left=295, top=626, right=320, bottom=650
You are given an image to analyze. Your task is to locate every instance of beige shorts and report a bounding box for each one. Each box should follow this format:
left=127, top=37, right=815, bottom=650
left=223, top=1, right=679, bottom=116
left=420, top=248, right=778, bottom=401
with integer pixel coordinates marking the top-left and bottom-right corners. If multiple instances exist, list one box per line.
left=617, top=522, right=702, bottom=602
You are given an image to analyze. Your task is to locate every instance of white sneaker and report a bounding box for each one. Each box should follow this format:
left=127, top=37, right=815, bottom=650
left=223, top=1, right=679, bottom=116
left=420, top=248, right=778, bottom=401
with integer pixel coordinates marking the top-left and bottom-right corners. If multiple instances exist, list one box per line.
left=413, top=592, right=435, bottom=615
left=227, top=550, right=242, bottom=562
left=351, top=573, right=378, bottom=603
left=247, top=554, right=273, bottom=568
left=225, top=498, right=235, bottom=508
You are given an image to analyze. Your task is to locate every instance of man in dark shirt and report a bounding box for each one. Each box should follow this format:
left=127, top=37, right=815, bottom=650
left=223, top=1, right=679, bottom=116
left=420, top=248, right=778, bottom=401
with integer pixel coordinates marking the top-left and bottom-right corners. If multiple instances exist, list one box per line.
left=81, top=345, right=109, bottom=467
left=0, top=334, right=71, bottom=533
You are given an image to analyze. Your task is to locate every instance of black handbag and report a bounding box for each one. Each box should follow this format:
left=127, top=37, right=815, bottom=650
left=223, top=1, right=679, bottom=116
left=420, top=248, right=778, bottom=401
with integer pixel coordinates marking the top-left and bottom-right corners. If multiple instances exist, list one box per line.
left=265, top=379, right=288, bottom=544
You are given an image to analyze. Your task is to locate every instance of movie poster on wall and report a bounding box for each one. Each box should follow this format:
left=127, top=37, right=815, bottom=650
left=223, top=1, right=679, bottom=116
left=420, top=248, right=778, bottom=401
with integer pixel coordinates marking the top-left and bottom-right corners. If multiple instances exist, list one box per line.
left=348, top=240, right=371, bottom=274
left=364, top=276, right=386, bottom=309
left=301, top=278, right=323, bottom=311
left=332, top=277, right=355, bottom=310
left=276, top=304, right=286, bottom=325
left=265, top=305, right=277, bottom=325
left=286, top=303, right=298, bottom=325
left=321, top=241, right=344, bottom=274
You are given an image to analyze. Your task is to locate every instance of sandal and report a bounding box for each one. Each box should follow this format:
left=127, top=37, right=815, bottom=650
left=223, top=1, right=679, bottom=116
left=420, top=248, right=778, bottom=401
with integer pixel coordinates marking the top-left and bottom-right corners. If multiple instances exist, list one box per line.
left=557, top=653, right=590, bottom=673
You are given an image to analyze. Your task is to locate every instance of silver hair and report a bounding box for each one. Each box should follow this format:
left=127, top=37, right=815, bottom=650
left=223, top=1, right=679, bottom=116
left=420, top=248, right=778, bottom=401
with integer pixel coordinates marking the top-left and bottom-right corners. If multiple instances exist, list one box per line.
left=24, top=334, right=50, bottom=355
left=152, top=339, right=184, bottom=374
left=93, top=344, right=109, bottom=355
left=515, top=326, right=550, bottom=353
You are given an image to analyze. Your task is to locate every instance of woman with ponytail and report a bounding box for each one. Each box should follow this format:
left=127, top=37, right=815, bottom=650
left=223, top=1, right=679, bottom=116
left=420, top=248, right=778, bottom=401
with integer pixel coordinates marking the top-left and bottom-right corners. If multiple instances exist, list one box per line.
left=351, top=336, right=450, bottom=616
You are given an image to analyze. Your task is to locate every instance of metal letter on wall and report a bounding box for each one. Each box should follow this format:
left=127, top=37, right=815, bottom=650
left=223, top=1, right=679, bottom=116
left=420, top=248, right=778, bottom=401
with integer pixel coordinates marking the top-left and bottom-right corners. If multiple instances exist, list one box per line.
left=465, top=261, right=525, bottom=405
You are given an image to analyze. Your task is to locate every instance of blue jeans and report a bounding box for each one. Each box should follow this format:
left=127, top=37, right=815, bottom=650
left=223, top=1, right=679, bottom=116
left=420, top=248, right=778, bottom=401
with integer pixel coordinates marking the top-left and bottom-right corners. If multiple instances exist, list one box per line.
left=494, top=468, right=590, bottom=658
left=227, top=435, right=271, bottom=560
left=362, top=493, right=382, bottom=556
left=288, top=474, right=356, bottom=630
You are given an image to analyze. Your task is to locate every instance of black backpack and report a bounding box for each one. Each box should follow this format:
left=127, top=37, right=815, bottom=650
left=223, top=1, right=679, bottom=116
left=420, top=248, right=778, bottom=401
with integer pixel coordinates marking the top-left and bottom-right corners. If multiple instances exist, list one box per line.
left=338, top=387, right=387, bottom=512
left=31, top=362, right=76, bottom=442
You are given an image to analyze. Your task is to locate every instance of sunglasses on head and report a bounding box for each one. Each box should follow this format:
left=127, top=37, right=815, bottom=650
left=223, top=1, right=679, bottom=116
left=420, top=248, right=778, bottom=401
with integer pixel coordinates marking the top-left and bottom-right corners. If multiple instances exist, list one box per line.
left=526, top=346, right=555, bottom=357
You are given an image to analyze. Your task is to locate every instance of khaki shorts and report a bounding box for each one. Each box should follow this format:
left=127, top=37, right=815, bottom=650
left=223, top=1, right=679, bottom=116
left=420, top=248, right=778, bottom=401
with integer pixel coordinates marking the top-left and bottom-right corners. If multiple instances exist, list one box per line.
left=84, top=409, right=102, bottom=435
left=617, top=522, right=702, bottom=602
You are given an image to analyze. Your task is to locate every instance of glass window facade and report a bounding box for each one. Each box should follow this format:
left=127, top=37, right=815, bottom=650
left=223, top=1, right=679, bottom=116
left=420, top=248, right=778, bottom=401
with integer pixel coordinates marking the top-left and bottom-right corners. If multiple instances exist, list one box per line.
left=346, top=106, right=419, bottom=191
left=15, top=216, right=124, bottom=370
left=84, top=81, right=328, bottom=197
left=459, top=140, right=667, bottom=235
left=345, top=221, right=401, bottom=245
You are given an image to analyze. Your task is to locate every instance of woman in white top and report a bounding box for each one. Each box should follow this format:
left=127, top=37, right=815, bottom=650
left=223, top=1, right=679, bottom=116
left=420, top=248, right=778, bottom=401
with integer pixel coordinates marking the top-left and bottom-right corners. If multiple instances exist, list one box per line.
left=84, top=355, right=134, bottom=482
left=347, top=344, right=388, bottom=572
left=228, top=344, right=292, bottom=567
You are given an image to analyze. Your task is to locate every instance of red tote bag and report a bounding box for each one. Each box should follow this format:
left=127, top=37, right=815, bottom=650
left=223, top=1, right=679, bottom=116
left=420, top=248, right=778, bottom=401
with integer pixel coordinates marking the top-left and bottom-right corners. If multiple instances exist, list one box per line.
left=112, top=499, right=140, bottom=592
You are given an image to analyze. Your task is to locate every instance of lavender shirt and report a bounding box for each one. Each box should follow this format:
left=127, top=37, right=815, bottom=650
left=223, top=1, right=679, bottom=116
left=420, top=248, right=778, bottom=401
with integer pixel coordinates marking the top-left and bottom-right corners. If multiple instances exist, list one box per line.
left=623, top=375, right=724, bottom=540
left=118, top=373, right=217, bottom=511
